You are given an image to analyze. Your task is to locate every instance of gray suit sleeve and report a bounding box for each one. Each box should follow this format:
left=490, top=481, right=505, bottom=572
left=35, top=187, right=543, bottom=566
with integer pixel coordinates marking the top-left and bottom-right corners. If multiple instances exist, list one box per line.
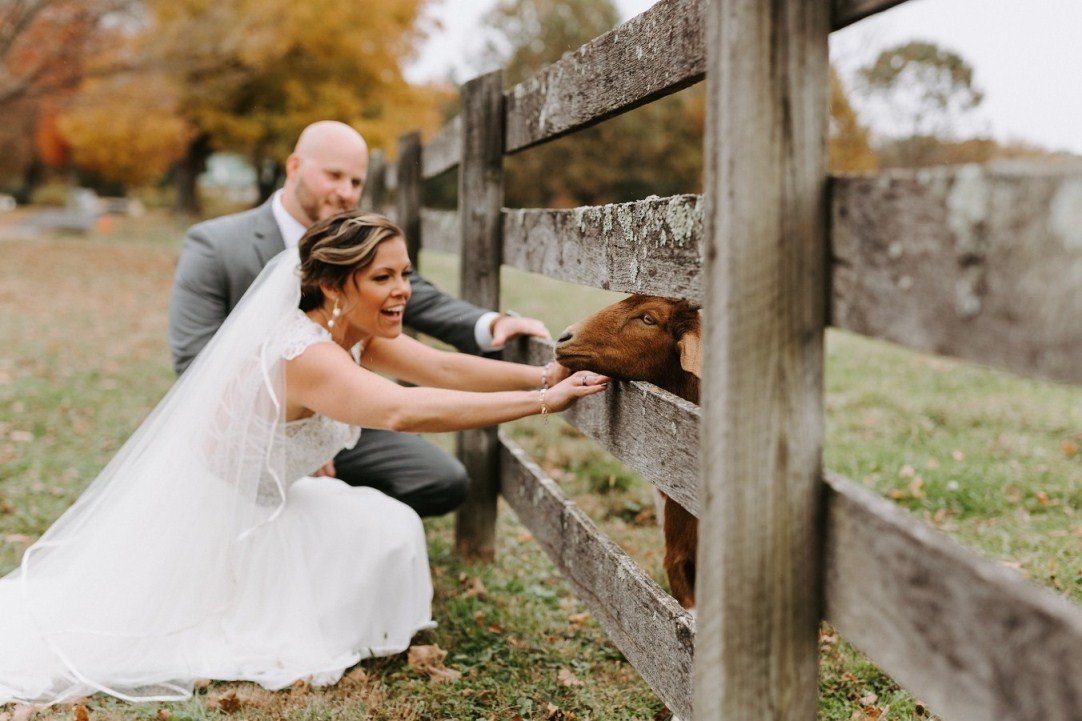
left=404, top=274, right=489, bottom=355
left=168, top=225, right=229, bottom=376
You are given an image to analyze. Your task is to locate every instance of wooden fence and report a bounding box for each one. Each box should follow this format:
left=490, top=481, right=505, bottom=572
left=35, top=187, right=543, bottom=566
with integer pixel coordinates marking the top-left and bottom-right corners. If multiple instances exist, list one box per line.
left=364, top=0, right=1082, bottom=718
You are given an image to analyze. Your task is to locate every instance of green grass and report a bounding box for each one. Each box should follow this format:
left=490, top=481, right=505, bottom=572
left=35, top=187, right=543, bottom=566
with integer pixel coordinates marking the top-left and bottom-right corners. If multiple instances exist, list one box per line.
left=2, top=211, right=1081, bottom=719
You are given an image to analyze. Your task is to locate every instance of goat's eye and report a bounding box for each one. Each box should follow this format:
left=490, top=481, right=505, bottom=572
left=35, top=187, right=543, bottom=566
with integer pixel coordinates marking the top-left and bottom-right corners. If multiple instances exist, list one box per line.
left=641, top=313, right=657, bottom=326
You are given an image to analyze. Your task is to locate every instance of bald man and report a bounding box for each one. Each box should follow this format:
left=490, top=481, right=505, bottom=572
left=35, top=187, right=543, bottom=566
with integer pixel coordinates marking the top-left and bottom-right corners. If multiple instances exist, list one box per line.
left=168, top=121, right=550, bottom=516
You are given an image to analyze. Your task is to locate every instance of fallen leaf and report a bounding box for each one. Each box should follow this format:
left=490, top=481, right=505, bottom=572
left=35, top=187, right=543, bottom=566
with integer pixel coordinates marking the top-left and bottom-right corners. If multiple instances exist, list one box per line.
left=568, top=612, right=590, bottom=627
left=211, top=691, right=242, bottom=713
left=908, top=475, right=925, bottom=499
left=544, top=703, right=573, bottom=720
left=408, top=644, right=462, bottom=683
left=341, top=666, right=368, bottom=688
left=558, top=668, right=584, bottom=687
left=73, top=705, right=90, bottom=721
left=1064, top=440, right=1078, bottom=458
left=156, top=709, right=172, bottom=721
left=463, top=577, right=487, bottom=598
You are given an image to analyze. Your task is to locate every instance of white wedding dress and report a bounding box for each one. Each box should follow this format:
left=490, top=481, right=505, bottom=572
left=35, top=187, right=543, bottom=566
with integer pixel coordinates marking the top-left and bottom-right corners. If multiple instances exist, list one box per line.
left=0, top=251, right=434, bottom=705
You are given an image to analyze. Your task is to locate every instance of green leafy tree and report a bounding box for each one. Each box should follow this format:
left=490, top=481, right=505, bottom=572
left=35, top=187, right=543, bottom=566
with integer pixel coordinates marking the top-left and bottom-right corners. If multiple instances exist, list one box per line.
left=857, top=40, right=984, bottom=166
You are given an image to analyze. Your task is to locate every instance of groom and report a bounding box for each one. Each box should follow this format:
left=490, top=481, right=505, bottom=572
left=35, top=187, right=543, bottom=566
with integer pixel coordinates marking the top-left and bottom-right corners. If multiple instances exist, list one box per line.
left=168, top=120, right=551, bottom=516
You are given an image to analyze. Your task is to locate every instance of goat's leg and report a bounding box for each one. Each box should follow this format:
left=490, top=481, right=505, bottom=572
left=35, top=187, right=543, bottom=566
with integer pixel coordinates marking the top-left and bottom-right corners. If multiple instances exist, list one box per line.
left=662, top=496, right=698, bottom=610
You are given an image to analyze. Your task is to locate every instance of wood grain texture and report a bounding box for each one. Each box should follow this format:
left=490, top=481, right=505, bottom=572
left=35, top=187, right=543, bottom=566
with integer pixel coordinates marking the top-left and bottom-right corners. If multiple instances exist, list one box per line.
left=694, top=0, right=829, bottom=718
left=361, top=149, right=388, bottom=214
left=422, top=114, right=462, bottom=180
left=419, top=209, right=460, bottom=255
left=502, top=195, right=703, bottom=301
left=396, top=132, right=422, bottom=265
left=455, top=72, right=505, bottom=562
left=498, top=0, right=909, bottom=155
left=504, top=0, right=705, bottom=153
left=500, top=433, right=696, bottom=720
left=823, top=471, right=1082, bottom=721
left=831, top=165, right=1082, bottom=385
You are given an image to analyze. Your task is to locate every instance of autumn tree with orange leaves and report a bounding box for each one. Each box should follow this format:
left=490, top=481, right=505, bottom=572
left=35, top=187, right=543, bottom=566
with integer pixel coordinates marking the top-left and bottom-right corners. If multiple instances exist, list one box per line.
left=0, top=0, right=134, bottom=198
left=58, top=0, right=447, bottom=214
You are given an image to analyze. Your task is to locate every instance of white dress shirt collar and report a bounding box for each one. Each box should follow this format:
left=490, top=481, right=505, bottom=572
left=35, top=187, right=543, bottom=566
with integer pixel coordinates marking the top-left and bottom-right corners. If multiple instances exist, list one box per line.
left=271, top=190, right=308, bottom=249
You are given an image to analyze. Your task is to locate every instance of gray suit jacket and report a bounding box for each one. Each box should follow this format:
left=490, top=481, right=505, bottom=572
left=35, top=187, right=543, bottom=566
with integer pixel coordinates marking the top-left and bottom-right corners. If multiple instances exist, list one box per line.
left=168, top=198, right=489, bottom=375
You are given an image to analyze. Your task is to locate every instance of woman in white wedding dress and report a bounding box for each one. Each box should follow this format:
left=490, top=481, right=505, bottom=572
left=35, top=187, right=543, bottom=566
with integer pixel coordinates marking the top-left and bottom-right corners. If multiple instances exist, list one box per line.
left=0, top=211, right=609, bottom=706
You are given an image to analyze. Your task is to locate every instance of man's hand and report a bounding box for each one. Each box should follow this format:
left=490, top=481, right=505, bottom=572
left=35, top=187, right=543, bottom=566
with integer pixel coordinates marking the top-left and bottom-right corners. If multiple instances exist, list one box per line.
left=491, top=314, right=551, bottom=349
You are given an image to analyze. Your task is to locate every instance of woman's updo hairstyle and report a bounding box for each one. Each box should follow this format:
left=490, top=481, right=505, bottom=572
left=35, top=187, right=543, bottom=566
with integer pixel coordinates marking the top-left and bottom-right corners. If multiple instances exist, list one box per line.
left=298, top=210, right=405, bottom=311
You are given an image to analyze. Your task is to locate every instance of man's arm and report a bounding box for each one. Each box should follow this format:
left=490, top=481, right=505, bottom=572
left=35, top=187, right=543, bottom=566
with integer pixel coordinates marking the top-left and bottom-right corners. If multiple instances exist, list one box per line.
left=403, top=274, right=489, bottom=355
left=168, top=227, right=230, bottom=375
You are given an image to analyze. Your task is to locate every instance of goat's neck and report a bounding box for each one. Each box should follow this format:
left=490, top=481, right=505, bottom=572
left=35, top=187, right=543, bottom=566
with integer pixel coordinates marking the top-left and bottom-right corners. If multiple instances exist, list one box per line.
left=657, top=371, right=700, bottom=406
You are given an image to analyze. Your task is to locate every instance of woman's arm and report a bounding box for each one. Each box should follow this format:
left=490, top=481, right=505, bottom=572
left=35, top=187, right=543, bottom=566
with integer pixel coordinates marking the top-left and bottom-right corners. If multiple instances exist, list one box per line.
left=285, top=341, right=604, bottom=434
left=362, top=333, right=568, bottom=392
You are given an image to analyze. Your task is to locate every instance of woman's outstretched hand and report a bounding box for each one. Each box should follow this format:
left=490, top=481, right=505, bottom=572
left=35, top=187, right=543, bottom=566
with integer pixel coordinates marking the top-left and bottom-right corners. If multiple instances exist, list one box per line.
left=544, top=370, right=611, bottom=413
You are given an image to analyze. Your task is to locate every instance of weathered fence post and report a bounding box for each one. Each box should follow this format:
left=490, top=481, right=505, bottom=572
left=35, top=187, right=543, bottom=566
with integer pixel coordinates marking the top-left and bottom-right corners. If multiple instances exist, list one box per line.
left=396, top=131, right=423, bottom=267
left=455, top=70, right=505, bottom=561
left=694, top=0, right=829, bottom=718
left=361, top=148, right=387, bottom=215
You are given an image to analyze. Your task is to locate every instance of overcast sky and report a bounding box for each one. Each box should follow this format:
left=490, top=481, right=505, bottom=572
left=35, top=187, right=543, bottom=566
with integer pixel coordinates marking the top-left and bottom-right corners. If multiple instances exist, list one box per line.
left=406, top=0, right=1082, bottom=156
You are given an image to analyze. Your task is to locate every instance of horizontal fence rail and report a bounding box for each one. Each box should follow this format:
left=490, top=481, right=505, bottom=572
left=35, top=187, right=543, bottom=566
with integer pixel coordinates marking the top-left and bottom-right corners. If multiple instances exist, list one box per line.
left=500, top=432, right=695, bottom=720
left=430, top=166, right=1082, bottom=386
left=823, top=470, right=1082, bottom=721
left=502, top=196, right=703, bottom=299
left=831, top=164, right=1082, bottom=385
left=382, top=0, right=1082, bottom=717
left=413, top=0, right=915, bottom=173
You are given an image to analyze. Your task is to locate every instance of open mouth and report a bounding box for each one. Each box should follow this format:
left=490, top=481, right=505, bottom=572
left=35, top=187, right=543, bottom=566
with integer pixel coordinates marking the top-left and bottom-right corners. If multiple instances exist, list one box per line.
left=381, top=305, right=405, bottom=320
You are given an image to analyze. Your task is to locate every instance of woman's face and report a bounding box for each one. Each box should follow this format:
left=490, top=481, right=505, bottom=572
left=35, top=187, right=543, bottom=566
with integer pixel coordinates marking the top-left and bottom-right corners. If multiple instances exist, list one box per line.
left=339, top=237, right=412, bottom=340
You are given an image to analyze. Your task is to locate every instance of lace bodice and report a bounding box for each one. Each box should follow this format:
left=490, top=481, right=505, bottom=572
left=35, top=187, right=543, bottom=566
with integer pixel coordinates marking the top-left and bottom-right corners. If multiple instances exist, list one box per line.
left=275, top=310, right=361, bottom=482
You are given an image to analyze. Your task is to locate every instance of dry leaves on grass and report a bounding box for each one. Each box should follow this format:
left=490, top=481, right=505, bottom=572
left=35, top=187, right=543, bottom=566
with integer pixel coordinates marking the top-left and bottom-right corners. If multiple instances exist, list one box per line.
left=407, top=644, right=462, bottom=683
left=557, top=668, right=584, bottom=687
left=567, top=611, right=590, bottom=628
left=207, top=686, right=278, bottom=714
left=462, top=575, right=487, bottom=599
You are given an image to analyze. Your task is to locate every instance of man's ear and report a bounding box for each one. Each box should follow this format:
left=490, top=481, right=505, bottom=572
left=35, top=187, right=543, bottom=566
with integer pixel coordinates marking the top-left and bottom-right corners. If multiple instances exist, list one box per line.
left=677, top=326, right=702, bottom=379
left=284, top=153, right=302, bottom=177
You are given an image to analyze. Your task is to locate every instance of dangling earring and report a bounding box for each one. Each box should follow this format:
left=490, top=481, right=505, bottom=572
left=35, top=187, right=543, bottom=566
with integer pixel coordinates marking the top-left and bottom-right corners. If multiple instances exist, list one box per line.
left=327, top=299, right=342, bottom=329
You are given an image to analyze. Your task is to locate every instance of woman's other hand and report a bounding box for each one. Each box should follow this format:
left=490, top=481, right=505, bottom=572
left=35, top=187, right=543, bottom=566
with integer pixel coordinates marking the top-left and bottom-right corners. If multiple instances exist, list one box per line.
left=545, top=370, right=610, bottom=412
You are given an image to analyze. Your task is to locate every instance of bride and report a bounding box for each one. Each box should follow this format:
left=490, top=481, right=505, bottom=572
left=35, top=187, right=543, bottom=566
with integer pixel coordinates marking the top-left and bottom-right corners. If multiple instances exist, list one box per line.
left=0, top=210, right=608, bottom=705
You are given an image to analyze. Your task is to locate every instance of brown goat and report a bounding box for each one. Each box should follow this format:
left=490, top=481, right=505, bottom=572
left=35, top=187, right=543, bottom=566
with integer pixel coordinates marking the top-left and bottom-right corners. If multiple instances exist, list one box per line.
left=555, top=295, right=700, bottom=610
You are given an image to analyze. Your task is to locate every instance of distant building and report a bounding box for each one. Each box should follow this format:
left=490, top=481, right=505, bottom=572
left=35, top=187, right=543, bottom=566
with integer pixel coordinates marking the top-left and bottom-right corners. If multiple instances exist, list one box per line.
left=199, top=153, right=258, bottom=205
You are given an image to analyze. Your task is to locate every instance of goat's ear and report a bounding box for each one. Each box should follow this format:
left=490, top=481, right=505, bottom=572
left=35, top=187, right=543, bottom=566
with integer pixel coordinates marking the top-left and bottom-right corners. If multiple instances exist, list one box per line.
left=677, top=326, right=702, bottom=378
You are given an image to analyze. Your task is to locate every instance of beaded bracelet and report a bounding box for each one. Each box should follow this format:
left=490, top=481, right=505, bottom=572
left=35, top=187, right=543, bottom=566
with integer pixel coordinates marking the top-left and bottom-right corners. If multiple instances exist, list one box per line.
left=541, top=361, right=553, bottom=391
left=539, top=387, right=549, bottom=421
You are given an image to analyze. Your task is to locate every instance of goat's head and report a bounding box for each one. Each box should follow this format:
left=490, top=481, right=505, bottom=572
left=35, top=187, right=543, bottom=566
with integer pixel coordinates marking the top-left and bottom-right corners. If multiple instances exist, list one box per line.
left=555, top=295, right=701, bottom=403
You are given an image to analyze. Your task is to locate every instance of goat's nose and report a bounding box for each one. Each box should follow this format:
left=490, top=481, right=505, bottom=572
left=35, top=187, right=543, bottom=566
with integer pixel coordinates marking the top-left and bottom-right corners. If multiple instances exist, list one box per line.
left=557, top=329, right=573, bottom=344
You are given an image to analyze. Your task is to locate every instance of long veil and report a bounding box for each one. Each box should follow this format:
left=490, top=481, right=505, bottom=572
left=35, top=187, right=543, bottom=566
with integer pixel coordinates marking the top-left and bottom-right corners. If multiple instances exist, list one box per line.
left=0, top=248, right=304, bottom=703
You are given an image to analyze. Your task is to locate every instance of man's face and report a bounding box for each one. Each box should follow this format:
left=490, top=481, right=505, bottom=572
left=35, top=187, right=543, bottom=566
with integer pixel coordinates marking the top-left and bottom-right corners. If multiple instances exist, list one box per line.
left=290, top=152, right=368, bottom=226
